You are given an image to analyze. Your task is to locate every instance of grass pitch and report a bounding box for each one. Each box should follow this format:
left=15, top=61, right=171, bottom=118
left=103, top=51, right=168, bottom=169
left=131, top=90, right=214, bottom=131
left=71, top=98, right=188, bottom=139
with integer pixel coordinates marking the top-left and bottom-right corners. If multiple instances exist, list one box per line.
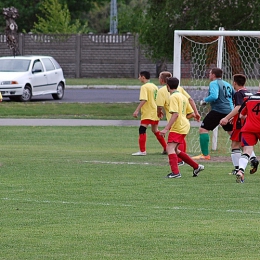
left=1, top=126, right=260, bottom=259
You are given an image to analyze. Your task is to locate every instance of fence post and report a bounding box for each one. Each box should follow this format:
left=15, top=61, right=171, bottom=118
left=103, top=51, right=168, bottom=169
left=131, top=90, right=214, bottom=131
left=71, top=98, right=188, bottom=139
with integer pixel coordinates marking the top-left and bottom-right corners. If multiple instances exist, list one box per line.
left=75, top=34, right=81, bottom=78
left=18, top=33, right=24, bottom=55
left=134, top=34, right=139, bottom=78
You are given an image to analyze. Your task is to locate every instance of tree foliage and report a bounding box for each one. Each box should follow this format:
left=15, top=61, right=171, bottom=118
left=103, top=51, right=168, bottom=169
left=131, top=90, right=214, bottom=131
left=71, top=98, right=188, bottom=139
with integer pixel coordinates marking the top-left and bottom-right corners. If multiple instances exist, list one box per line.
left=127, top=0, right=260, bottom=62
left=0, top=0, right=110, bottom=32
left=32, top=0, right=86, bottom=33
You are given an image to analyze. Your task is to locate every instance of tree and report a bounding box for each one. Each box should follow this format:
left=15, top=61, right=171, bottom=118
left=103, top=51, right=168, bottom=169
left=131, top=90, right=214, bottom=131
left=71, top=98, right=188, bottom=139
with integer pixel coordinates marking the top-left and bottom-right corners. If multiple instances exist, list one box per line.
left=117, top=0, right=147, bottom=33
left=0, top=0, right=110, bottom=33
left=32, top=0, right=87, bottom=33
left=124, top=0, right=260, bottom=62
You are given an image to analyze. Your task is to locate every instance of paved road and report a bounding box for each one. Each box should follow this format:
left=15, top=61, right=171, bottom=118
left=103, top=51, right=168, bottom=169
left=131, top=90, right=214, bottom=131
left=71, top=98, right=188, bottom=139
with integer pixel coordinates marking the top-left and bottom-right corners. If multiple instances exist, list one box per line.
left=2, top=86, right=141, bottom=103
left=2, top=85, right=208, bottom=103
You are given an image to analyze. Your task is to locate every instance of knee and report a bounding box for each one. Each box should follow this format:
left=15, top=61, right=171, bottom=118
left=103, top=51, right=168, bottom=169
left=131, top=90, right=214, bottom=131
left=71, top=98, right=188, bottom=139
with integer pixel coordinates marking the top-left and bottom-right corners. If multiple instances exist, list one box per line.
left=139, top=125, right=147, bottom=134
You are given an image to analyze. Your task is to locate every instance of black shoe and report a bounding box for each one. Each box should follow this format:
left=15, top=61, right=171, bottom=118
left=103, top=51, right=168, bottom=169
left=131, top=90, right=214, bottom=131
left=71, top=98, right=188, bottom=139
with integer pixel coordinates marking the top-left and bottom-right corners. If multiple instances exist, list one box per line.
left=250, top=158, right=259, bottom=174
left=193, top=164, right=205, bottom=177
left=228, top=169, right=238, bottom=175
left=166, top=172, right=181, bottom=178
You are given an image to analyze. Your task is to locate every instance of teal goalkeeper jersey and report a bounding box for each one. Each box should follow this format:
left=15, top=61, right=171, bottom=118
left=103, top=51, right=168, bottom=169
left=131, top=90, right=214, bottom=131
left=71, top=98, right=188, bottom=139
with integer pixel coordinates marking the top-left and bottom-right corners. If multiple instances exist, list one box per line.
left=204, top=79, right=234, bottom=114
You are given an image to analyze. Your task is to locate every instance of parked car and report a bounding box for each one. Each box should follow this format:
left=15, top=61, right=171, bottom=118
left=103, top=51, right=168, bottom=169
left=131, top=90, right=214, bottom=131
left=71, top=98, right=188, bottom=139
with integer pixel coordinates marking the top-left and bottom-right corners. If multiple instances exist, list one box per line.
left=0, top=55, right=65, bottom=101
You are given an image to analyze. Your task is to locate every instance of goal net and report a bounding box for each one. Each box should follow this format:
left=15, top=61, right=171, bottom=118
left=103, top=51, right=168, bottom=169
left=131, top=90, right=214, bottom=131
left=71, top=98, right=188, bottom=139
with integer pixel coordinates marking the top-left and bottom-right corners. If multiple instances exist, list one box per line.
left=173, top=29, right=260, bottom=155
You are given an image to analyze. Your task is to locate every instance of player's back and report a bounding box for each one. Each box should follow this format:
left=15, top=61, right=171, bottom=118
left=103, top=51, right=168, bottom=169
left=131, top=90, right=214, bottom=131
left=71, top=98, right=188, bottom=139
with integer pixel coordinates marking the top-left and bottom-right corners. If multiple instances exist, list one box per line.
left=241, top=93, right=260, bottom=133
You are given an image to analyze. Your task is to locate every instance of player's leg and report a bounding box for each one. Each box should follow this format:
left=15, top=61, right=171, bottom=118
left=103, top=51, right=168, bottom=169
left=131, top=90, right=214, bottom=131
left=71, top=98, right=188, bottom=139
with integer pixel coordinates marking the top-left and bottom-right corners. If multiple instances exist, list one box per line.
left=166, top=141, right=181, bottom=178
left=151, top=123, right=167, bottom=153
left=229, top=136, right=241, bottom=175
left=236, top=132, right=256, bottom=183
left=132, top=124, right=148, bottom=156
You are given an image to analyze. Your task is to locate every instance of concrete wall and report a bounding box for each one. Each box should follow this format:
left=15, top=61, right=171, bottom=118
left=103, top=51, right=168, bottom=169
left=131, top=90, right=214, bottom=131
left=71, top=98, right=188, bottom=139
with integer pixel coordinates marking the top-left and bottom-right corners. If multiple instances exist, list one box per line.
left=0, top=33, right=173, bottom=78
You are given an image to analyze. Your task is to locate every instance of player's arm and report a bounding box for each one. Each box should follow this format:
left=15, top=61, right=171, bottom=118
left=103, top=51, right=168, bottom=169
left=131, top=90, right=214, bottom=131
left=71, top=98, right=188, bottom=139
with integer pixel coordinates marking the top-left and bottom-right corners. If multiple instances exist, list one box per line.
left=188, top=97, right=201, bottom=121
left=160, top=112, right=178, bottom=136
left=186, top=112, right=195, bottom=119
left=220, top=105, right=240, bottom=126
left=157, top=106, right=164, bottom=119
left=133, top=100, right=146, bottom=118
left=179, top=87, right=201, bottom=121
left=204, top=83, right=219, bottom=103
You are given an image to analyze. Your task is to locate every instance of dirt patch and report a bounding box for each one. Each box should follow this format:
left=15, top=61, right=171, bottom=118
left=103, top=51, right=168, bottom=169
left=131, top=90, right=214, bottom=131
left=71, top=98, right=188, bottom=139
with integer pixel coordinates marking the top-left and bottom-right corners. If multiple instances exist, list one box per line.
left=195, top=156, right=230, bottom=162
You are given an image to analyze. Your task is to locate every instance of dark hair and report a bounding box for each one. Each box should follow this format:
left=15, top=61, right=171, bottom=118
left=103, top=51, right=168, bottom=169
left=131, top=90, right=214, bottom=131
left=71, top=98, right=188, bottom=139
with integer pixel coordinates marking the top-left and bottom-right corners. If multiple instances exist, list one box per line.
left=139, top=71, right=150, bottom=79
left=211, top=68, right=223, bottom=78
left=166, top=77, right=179, bottom=89
left=233, top=74, right=246, bottom=86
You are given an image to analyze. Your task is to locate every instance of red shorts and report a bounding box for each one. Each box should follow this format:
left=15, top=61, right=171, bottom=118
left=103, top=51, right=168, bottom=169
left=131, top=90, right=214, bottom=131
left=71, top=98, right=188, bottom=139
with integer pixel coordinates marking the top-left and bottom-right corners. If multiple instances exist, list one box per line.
left=168, top=132, right=186, bottom=144
left=141, top=119, right=159, bottom=125
left=241, top=132, right=260, bottom=146
left=230, top=129, right=241, bottom=142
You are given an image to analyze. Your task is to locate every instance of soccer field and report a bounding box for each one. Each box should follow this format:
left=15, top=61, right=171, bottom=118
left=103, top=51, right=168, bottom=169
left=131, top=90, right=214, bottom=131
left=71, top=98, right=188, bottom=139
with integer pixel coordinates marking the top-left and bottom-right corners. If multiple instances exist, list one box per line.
left=1, top=126, right=259, bottom=259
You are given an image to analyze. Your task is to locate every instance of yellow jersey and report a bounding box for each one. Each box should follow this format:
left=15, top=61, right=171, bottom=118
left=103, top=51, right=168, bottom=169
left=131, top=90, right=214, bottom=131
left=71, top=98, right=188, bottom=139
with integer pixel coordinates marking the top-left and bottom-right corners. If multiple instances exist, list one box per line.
left=156, top=85, right=191, bottom=121
left=168, top=91, right=193, bottom=134
left=139, top=82, right=159, bottom=120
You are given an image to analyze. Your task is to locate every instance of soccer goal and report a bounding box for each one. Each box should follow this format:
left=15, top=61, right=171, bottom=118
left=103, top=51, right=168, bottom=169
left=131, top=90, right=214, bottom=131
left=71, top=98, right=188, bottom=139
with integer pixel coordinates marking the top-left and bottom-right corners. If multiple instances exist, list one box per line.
left=173, top=29, right=260, bottom=154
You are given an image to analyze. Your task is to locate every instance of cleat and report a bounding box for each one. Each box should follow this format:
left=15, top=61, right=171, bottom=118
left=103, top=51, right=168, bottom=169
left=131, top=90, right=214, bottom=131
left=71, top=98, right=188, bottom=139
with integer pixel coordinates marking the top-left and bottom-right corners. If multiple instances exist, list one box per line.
left=250, top=158, right=259, bottom=174
left=132, top=151, right=146, bottom=156
left=162, top=150, right=167, bottom=155
left=166, top=172, right=181, bottom=178
left=193, top=164, right=205, bottom=177
left=178, top=161, right=185, bottom=166
left=228, top=169, right=238, bottom=175
left=192, top=154, right=211, bottom=160
left=236, top=170, right=245, bottom=183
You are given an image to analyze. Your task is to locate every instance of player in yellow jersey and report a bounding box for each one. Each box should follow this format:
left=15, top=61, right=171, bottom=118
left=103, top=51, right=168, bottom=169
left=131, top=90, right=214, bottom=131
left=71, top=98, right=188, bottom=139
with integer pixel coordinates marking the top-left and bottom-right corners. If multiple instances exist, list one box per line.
left=157, top=71, right=201, bottom=164
left=160, top=77, right=204, bottom=178
left=132, top=71, right=167, bottom=156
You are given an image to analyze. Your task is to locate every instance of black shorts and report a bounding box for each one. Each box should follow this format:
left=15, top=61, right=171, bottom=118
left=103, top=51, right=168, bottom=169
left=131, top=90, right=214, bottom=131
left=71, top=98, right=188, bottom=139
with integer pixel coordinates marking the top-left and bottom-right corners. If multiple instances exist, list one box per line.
left=201, top=110, right=233, bottom=131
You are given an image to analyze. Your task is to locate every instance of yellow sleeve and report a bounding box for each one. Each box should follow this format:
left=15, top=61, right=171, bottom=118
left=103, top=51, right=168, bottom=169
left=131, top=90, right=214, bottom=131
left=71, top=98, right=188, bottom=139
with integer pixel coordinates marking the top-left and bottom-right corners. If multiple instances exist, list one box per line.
left=178, top=86, right=191, bottom=99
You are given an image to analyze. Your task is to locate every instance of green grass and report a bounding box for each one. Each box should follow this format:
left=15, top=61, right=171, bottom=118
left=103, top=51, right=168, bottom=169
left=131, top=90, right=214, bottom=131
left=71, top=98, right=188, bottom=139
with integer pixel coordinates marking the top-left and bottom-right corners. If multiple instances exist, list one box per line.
left=1, top=126, right=260, bottom=259
left=0, top=102, right=138, bottom=119
left=66, top=78, right=160, bottom=86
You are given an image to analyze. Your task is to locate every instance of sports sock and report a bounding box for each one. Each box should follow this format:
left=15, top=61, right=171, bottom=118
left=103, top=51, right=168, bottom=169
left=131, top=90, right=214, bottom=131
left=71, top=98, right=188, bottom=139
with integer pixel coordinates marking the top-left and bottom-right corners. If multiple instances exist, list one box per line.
left=168, top=153, right=179, bottom=174
left=154, top=131, right=167, bottom=150
left=178, top=151, right=198, bottom=169
left=250, top=151, right=256, bottom=160
left=139, top=133, right=146, bottom=152
left=239, top=153, right=250, bottom=172
left=231, top=149, right=241, bottom=168
left=177, top=142, right=185, bottom=163
left=200, top=133, right=209, bottom=156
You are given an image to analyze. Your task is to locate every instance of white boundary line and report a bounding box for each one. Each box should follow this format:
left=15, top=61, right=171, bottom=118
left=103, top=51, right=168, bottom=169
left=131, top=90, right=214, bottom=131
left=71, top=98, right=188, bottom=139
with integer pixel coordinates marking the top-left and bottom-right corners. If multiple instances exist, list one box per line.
left=2, top=197, right=260, bottom=215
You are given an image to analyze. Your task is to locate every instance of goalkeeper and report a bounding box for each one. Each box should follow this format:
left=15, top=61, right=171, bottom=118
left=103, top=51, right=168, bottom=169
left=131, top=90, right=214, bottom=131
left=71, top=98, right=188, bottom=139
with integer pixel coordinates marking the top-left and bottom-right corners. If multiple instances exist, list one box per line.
left=192, top=67, right=234, bottom=160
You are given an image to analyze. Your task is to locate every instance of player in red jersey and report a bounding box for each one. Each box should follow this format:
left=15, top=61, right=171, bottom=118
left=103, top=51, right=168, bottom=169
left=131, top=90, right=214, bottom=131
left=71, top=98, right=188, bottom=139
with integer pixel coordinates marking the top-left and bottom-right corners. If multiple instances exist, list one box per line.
left=235, top=91, right=260, bottom=183
left=220, top=74, right=258, bottom=175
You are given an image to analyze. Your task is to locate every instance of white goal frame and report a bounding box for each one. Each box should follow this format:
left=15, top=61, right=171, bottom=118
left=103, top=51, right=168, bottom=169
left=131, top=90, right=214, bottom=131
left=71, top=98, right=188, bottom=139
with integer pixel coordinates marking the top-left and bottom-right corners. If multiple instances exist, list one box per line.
left=173, top=29, right=260, bottom=151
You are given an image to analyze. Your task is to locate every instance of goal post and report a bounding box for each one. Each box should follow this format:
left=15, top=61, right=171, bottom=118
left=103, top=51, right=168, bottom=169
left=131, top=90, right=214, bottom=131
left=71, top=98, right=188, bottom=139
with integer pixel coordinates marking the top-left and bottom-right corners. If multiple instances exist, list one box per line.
left=173, top=29, right=260, bottom=153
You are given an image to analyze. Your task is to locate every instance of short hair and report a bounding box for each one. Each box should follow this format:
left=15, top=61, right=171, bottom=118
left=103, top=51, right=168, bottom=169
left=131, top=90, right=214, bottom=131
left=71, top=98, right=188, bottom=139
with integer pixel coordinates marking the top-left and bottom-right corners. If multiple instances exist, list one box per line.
left=139, top=71, right=150, bottom=79
left=159, top=71, right=172, bottom=82
left=233, top=74, right=246, bottom=86
left=211, top=68, right=223, bottom=78
left=166, top=77, right=179, bottom=89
